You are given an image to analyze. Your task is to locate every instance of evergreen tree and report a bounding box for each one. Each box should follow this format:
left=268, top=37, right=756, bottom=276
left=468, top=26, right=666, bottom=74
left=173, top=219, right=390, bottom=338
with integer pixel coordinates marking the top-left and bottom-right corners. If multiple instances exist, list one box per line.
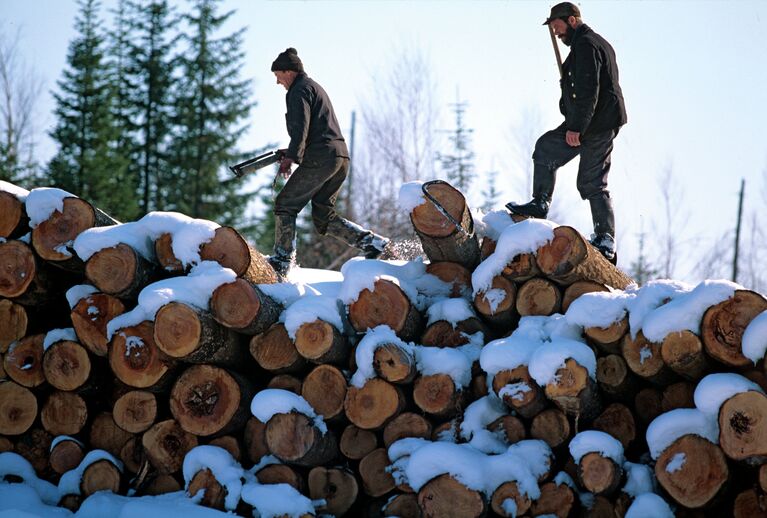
left=124, top=0, right=177, bottom=213
left=481, top=170, right=500, bottom=212
left=167, top=0, right=255, bottom=224
left=47, top=0, right=136, bottom=219
left=628, top=221, right=659, bottom=285
left=438, top=92, right=475, bottom=192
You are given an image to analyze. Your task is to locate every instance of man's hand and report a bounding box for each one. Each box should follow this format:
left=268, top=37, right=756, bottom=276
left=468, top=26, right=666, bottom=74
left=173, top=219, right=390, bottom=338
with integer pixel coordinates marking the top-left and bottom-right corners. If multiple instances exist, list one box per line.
left=278, top=156, right=294, bottom=179
left=565, top=130, right=581, bottom=147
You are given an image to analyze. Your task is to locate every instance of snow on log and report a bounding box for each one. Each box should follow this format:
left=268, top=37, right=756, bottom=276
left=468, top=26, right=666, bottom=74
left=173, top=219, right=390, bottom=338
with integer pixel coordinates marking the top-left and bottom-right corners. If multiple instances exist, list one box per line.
left=69, top=290, right=125, bottom=357
left=473, top=275, right=518, bottom=329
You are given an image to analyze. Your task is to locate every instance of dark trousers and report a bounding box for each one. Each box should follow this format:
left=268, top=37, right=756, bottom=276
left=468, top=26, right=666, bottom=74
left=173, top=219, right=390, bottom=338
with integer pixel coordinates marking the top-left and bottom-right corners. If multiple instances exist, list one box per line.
left=274, top=156, right=348, bottom=234
left=532, top=124, right=618, bottom=200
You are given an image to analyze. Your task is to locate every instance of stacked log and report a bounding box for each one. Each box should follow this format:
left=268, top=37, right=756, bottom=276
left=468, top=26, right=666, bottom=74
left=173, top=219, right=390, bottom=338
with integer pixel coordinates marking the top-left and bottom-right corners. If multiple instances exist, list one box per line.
left=1, top=179, right=766, bottom=518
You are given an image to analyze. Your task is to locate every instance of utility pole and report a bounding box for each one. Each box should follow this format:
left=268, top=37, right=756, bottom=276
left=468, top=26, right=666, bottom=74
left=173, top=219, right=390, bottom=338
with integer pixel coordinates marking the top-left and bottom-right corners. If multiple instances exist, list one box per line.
left=732, top=178, right=745, bottom=282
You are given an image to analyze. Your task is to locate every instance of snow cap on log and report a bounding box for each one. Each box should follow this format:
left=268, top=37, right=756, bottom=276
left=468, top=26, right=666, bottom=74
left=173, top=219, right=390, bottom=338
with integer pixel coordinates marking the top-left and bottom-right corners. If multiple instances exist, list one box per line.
left=625, top=492, right=675, bottom=518
left=426, top=298, right=476, bottom=327
left=742, top=309, right=767, bottom=363
left=43, top=328, right=77, bottom=351
left=240, top=481, right=316, bottom=518
left=183, top=445, right=244, bottom=511
left=0, top=180, right=30, bottom=201
left=65, top=284, right=98, bottom=309
left=528, top=338, right=597, bottom=386
left=622, top=461, right=656, bottom=497
left=459, top=395, right=510, bottom=454
left=283, top=295, right=343, bottom=340
left=693, top=372, right=764, bottom=418
left=474, top=209, right=515, bottom=242
left=565, top=289, right=633, bottom=329
left=472, top=218, right=556, bottom=296
left=58, top=449, right=123, bottom=496
left=25, top=187, right=76, bottom=228
left=259, top=281, right=321, bottom=306
left=645, top=408, right=719, bottom=459
left=250, top=388, right=327, bottom=434
left=480, top=336, right=541, bottom=377
left=352, top=325, right=415, bottom=387
left=569, top=430, right=625, bottom=465
left=639, top=279, right=742, bottom=342
left=397, top=181, right=426, bottom=213
left=0, top=452, right=60, bottom=505
left=107, top=261, right=236, bottom=339
left=624, top=280, right=691, bottom=339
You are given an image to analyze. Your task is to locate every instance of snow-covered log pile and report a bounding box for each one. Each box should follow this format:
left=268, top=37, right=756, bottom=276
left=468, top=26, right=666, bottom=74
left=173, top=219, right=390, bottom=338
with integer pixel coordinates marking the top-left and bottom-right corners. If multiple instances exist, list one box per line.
left=0, top=179, right=766, bottom=517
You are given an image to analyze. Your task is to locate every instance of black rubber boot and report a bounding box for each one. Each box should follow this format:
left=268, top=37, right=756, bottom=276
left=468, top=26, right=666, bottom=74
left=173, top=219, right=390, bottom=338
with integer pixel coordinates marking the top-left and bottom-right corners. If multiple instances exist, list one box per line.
left=326, top=217, right=391, bottom=259
left=506, top=164, right=556, bottom=218
left=268, top=214, right=297, bottom=280
left=588, top=193, right=617, bottom=264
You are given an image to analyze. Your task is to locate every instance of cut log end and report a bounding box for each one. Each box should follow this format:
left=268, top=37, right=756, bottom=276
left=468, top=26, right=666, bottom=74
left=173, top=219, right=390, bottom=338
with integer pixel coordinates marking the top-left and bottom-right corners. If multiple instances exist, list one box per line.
left=42, top=340, right=91, bottom=392
left=349, top=279, right=421, bottom=339
left=41, top=391, right=88, bottom=436
left=188, top=468, right=227, bottom=511
left=339, top=424, right=378, bottom=460
left=0, top=299, right=28, bottom=353
left=301, top=364, right=347, bottom=420
left=373, top=342, right=417, bottom=384
left=84, top=243, right=139, bottom=296
left=0, top=381, right=38, bottom=435
left=718, top=390, right=767, bottom=462
left=265, top=412, right=337, bottom=466
left=4, top=334, right=45, bottom=388
left=359, top=448, right=395, bottom=497
left=578, top=452, right=621, bottom=495
left=0, top=240, right=36, bottom=299
left=308, top=467, right=359, bottom=516
left=142, top=419, right=199, bottom=475
left=109, top=321, right=173, bottom=390
left=417, top=474, right=486, bottom=518
left=71, top=293, right=125, bottom=357
left=491, top=480, right=532, bottom=517
left=32, top=197, right=95, bottom=262
left=154, top=302, right=202, bottom=358
left=425, top=261, right=472, bottom=297
left=250, top=323, right=304, bottom=373
left=344, top=378, right=405, bottom=430
left=294, top=320, right=348, bottom=364
left=383, top=412, right=432, bottom=447
left=702, top=290, right=767, bottom=368
left=516, top=277, right=562, bottom=317
left=80, top=459, right=122, bottom=497
left=0, top=191, right=27, bottom=239
left=113, top=390, right=157, bottom=434
left=49, top=438, right=85, bottom=475
left=413, top=373, right=463, bottom=418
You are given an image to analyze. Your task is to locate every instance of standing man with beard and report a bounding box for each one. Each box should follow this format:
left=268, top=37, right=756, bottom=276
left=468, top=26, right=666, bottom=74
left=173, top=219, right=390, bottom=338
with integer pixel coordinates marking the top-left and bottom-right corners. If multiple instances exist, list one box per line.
left=507, top=2, right=627, bottom=263
left=269, top=48, right=390, bottom=278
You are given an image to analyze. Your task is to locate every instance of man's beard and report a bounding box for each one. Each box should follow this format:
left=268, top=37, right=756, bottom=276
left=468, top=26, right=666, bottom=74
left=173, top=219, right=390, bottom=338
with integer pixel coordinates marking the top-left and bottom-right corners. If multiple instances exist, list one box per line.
left=561, top=25, right=576, bottom=46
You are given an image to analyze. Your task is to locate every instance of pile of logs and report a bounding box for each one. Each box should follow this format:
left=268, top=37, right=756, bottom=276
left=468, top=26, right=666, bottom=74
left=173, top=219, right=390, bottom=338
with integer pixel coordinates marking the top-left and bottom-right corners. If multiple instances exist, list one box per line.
left=0, top=181, right=766, bottom=517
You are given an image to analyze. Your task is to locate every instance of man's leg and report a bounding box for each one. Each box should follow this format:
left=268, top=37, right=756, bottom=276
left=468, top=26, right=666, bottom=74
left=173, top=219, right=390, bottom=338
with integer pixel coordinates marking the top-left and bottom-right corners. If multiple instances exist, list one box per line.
left=507, top=124, right=580, bottom=217
left=577, top=129, right=618, bottom=262
left=313, top=158, right=390, bottom=258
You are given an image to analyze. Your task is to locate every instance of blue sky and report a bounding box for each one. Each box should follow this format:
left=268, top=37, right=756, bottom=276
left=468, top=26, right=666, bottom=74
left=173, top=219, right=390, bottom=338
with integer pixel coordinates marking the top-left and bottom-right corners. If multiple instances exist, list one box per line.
left=4, top=0, right=766, bottom=280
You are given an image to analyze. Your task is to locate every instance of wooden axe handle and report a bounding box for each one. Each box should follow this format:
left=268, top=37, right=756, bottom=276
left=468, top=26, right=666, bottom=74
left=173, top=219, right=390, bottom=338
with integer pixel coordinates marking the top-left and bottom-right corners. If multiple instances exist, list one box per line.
left=549, top=24, right=564, bottom=79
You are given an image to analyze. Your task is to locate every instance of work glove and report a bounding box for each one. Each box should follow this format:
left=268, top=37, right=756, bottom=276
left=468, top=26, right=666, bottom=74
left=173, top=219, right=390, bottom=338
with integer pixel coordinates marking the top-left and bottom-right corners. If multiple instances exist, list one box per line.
left=278, top=156, right=294, bottom=179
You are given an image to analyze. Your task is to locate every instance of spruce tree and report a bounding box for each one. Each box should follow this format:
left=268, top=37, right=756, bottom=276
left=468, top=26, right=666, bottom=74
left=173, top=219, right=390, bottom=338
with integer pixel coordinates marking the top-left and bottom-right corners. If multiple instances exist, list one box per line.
left=481, top=170, right=501, bottom=212
left=167, top=0, right=255, bottom=224
left=437, top=93, right=475, bottom=193
left=47, top=0, right=136, bottom=220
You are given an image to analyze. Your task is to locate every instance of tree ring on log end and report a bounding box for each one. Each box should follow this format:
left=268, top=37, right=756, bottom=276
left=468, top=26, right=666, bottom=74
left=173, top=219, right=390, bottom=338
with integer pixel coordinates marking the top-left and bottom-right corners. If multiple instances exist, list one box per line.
left=473, top=276, right=515, bottom=316
left=0, top=380, right=37, bottom=435
left=170, top=365, right=241, bottom=437
left=265, top=412, right=317, bottom=461
left=32, top=197, right=95, bottom=261
left=0, top=192, right=24, bottom=238
left=411, top=183, right=466, bottom=237
left=154, top=302, right=202, bottom=358
left=85, top=244, right=137, bottom=295
left=0, top=240, right=36, bottom=298
left=200, top=226, right=249, bottom=276
left=43, top=340, right=91, bottom=391
left=109, top=322, right=171, bottom=389
left=348, top=279, right=412, bottom=334
left=211, top=279, right=261, bottom=329
left=536, top=226, right=587, bottom=277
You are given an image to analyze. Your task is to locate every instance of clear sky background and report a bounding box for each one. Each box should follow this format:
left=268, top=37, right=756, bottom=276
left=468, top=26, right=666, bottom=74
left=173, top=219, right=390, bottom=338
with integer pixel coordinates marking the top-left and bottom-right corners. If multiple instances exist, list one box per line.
left=3, top=0, right=767, bottom=282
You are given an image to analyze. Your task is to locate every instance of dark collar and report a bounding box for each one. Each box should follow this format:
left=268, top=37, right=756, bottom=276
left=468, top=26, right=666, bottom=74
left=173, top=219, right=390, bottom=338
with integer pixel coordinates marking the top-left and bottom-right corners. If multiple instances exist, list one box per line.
left=571, top=23, right=591, bottom=46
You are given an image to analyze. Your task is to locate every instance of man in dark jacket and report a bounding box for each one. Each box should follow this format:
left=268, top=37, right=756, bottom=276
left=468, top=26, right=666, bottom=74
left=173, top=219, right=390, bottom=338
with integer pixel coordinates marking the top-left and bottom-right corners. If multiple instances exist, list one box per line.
left=507, top=3, right=627, bottom=262
left=269, top=48, right=389, bottom=277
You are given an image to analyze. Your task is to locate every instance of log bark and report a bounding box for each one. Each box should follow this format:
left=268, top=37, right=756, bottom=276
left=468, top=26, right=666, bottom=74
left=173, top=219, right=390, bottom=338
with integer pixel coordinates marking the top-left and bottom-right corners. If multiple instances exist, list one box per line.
left=413, top=373, right=467, bottom=419
left=701, top=290, right=767, bottom=368
left=535, top=226, right=634, bottom=289
left=577, top=452, right=622, bottom=495
left=492, top=366, right=547, bottom=418
left=0, top=380, right=37, bottom=435
left=585, top=317, right=628, bottom=355
left=170, top=364, right=254, bottom=437
left=661, top=381, right=696, bottom=412
left=3, top=333, right=45, bottom=388
left=49, top=437, right=85, bottom=475
left=655, top=434, right=729, bottom=509
left=417, top=473, right=486, bottom=518
left=210, top=278, right=281, bottom=335
left=301, top=364, right=347, bottom=421
left=592, top=403, right=636, bottom=450
left=42, top=339, right=92, bottom=392
left=71, top=292, right=126, bottom=357
left=31, top=197, right=117, bottom=272
left=491, top=480, right=532, bottom=517
left=515, top=277, right=562, bottom=317
left=718, top=390, right=767, bottom=464
left=622, top=331, right=677, bottom=386
left=85, top=243, right=159, bottom=299
left=89, top=411, right=133, bottom=457
left=661, top=330, right=711, bottom=381
left=339, top=424, right=378, bottom=460
left=0, top=299, right=27, bottom=353
left=40, top=390, right=88, bottom=436
left=243, top=417, right=269, bottom=464
left=596, top=354, right=638, bottom=402
left=488, top=415, right=526, bottom=444
left=80, top=459, right=122, bottom=497
left=502, top=252, right=541, bottom=283
left=359, top=447, right=395, bottom=498
left=308, top=466, right=359, bottom=517
left=545, top=358, right=602, bottom=422
left=154, top=302, right=246, bottom=366
left=255, top=463, right=304, bottom=491
left=410, top=181, right=481, bottom=269
left=187, top=468, right=226, bottom=511
left=348, top=279, right=422, bottom=340
left=530, top=408, right=571, bottom=450
left=109, top=321, right=176, bottom=391
left=113, top=390, right=158, bottom=434
left=562, top=280, right=609, bottom=313
left=141, top=419, right=199, bottom=475
left=264, top=412, right=338, bottom=466
left=473, top=275, right=518, bottom=329
left=383, top=412, right=433, bottom=447
left=344, top=378, right=406, bottom=430
left=249, top=323, right=306, bottom=373
left=372, top=342, right=417, bottom=385
left=420, top=318, right=486, bottom=348
left=0, top=240, right=62, bottom=305
left=425, top=261, right=472, bottom=297
left=530, top=480, right=577, bottom=518
left=0, top=190, right=29, bottom=239
left=294, top=320, right=349, bottom=365
left=199, top=226, right=279, bottom=284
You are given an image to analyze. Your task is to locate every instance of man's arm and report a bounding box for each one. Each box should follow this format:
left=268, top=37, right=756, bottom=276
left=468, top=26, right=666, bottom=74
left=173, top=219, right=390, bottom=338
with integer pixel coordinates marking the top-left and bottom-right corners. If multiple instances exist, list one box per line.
left=567, top=41, right=602, bottom=136
left=285, top=86, right=312, bottom=163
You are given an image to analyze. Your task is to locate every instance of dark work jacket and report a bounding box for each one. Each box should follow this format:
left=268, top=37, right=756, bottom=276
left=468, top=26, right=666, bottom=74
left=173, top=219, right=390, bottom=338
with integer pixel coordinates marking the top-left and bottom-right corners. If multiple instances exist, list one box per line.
left=284, top=73, right=349, bottom=164
left=560, top=24, right=627, bottom=135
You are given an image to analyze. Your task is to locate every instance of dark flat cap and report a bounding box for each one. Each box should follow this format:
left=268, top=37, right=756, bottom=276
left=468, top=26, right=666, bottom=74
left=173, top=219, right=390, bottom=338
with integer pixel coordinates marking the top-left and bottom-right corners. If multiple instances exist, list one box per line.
left=543, top=2, right=581, bottom=25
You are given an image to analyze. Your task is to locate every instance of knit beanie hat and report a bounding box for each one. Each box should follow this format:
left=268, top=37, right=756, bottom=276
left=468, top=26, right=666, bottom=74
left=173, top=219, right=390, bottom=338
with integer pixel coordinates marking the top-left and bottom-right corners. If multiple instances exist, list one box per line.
left=271, top=48, right=304, bottom=73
